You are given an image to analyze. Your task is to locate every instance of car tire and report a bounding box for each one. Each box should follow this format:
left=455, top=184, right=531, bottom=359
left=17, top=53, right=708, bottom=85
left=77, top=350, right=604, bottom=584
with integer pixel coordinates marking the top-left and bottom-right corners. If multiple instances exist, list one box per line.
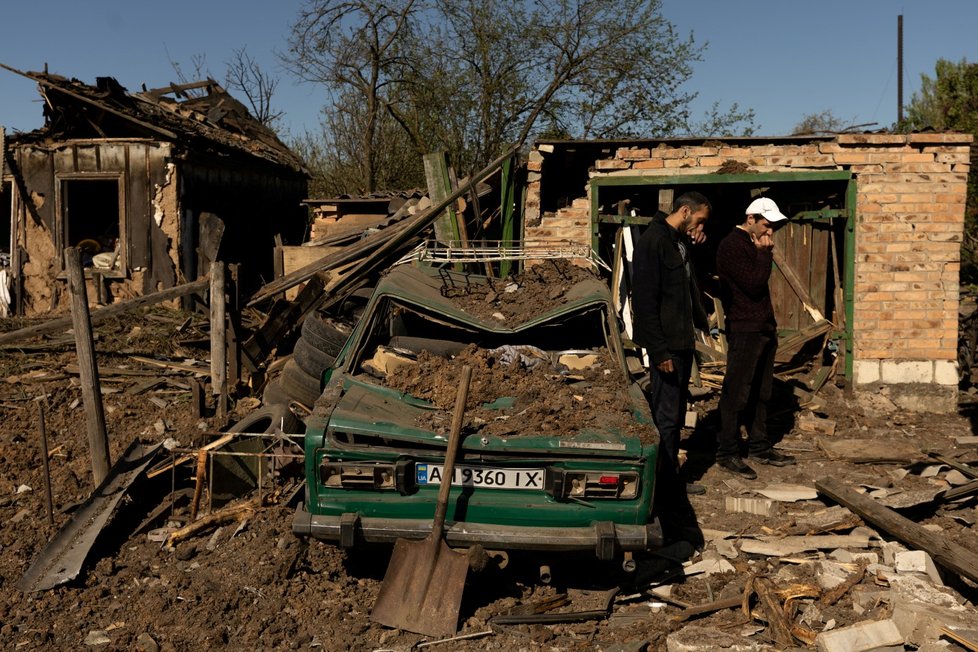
left=302, top=314, right=349, bottom=358
left=229, top=403, right=304, bottom=436
left=262, top=378, right=290, bottom=407
left=278, top=359, right=322, bottom=407
left=293, top=337, right=336, bottom=378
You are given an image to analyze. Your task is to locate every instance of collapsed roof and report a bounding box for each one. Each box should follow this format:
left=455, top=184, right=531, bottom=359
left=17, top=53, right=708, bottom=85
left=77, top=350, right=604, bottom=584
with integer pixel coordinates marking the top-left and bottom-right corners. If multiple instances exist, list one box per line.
left=1, top=64, right=306, bottom=174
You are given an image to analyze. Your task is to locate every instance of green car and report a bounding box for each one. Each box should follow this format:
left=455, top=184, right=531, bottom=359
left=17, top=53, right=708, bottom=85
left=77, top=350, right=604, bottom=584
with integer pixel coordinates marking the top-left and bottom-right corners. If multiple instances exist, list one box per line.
left=292, top=262, right=662, bottom=564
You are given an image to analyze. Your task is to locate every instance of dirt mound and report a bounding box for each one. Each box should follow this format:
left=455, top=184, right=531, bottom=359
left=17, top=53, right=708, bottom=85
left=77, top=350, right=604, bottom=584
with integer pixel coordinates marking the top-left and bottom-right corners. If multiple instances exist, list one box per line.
left=384, top=344, right=655, bottom=442
left=444, top=259, right=599, bottom=323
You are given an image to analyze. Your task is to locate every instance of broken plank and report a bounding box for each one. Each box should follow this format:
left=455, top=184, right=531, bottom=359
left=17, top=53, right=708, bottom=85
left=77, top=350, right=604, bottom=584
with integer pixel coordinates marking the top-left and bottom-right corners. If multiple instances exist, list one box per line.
left=816, top=476, right=978, bottom=584
left=130, top=356, right=210, bottom=376
left=0, top=277, right=209, bottom=346
left=754, top=484, right=819, bottom=502
left=740, top=534, right=871, bottom=557
left=772, top=248, right=825, bottom=322
left=671, top=595, right=742, bottom=623
left=753, top=577, right=794, bottom=647
left=818, top=437, right=921, bottom=463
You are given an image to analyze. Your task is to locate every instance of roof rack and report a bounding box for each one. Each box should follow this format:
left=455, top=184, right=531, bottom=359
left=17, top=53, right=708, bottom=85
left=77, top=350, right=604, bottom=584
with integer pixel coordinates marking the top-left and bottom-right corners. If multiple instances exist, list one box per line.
left=395, top=240, right=610, bottom=271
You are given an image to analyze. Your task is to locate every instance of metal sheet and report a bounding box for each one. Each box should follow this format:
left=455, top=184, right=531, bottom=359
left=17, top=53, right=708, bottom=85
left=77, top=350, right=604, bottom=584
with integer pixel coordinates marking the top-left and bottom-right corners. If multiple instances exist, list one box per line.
left=16, top=441, right=162, bottom=592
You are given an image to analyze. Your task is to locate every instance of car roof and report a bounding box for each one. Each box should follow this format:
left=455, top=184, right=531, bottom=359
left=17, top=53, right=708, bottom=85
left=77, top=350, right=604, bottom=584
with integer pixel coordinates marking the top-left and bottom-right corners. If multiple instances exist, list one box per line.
left=374, top=263, right=614, bottom=331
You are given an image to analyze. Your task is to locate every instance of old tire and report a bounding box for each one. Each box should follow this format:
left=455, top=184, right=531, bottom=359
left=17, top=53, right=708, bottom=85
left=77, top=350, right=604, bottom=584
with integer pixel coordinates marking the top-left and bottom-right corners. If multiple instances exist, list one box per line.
left=301, top=314, right=349, bottom=358
left=278, top=359, right=322, bottom=407
left=293, top=337, right=336, bottom=378
left=229, top=403, right=303, bottom=436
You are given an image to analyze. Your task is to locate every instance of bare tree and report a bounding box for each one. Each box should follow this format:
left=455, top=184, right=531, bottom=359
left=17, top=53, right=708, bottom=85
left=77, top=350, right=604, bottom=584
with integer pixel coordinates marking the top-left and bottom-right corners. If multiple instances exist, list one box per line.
left=283, top=0, right=418, bottom=192
left=225, top=47, right=283, bottom=128
left=284, top=0, right=755, bottom=192
left=791, top=110, right=855, bottom=136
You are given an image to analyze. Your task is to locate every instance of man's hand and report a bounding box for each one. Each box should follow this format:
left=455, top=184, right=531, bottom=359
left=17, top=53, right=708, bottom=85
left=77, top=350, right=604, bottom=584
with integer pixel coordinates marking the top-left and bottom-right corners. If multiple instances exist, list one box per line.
left=753, top=233, right=774, bottom=251
left=688, top=223, right=707, bottom=245
left=656, top=359, right=675, bottom=373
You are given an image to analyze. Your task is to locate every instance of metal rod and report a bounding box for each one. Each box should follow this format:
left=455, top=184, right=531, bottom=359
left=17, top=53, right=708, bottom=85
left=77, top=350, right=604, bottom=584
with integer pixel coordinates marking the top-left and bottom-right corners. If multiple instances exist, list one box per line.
left=897, top=15, right=904, bottom=125
left=36, top=400, right=54, bottom=525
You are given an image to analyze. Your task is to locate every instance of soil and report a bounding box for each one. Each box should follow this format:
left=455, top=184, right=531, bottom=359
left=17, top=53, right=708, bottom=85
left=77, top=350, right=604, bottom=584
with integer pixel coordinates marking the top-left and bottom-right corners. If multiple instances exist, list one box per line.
left=445, top=259, right=599, bottom=324
left=382, top=345, right=654, bottom=442
left=2, top=307, right=978, bottom=651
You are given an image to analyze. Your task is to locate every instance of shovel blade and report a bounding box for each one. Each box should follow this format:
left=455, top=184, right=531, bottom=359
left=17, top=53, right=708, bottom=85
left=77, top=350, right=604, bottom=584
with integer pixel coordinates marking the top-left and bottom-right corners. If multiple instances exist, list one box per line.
left=371, top=535, right=469, bottom=639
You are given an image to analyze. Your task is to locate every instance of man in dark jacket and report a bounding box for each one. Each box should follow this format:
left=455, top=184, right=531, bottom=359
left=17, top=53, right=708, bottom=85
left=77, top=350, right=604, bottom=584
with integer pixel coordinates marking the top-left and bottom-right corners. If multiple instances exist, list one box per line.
left=632, top=191, right=711, bottom=496
left=714, top=197, right=796, bottom=479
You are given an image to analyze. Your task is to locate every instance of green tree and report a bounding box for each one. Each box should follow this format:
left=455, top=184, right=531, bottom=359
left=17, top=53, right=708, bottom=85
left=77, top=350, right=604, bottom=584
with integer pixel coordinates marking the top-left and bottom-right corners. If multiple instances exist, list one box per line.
left=904, top=58, right=978, bottom=281
left=284, top=0, right=754, bottom=194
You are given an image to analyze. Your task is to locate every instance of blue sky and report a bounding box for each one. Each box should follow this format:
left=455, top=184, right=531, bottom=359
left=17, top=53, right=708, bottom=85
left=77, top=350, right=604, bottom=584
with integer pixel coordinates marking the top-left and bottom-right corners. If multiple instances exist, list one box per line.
left=1, top=1, right=976, bottom=140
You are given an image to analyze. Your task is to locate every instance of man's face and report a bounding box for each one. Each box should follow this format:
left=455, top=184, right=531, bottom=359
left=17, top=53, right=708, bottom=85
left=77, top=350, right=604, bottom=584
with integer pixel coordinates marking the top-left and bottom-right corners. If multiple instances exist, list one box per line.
left=746, top=215, right=774, bottom=239
left=682, top=206, right=710, bottom=240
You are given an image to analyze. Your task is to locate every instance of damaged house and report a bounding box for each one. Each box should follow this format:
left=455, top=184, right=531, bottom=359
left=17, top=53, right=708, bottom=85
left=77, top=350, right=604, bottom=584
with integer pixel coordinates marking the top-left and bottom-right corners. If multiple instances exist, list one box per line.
left=0, top=66, right=308, bottom=315
left=523, top=134, right=973, bottom=408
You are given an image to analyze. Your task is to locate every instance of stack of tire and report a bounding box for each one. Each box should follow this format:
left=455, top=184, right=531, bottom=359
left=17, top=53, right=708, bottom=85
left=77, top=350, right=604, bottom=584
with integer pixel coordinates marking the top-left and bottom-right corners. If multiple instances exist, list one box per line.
left=262, top=313, right=350, bottom=408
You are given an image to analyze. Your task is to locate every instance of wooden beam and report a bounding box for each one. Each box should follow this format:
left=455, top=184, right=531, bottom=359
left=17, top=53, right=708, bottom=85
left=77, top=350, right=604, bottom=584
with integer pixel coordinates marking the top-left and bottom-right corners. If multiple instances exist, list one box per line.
left=816, top=476, right=978, bottom=584
left=247, top=144, right=518, bottom=307
left=773, top=248, right=825, bottom=322
left=65, top=248, right=110, bottom=487
left=0, top=277, right=209, bottom=346
left=210, top=262, right=227, bottom=420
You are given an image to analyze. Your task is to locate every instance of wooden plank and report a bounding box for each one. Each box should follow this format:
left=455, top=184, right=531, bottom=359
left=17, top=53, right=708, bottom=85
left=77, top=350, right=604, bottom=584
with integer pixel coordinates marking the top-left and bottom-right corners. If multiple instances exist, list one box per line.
left=817, top=437, right=921, bottom=464
left=210, top=262, right=227, bottom=419
left=0, top=277, right=209, bottom=345
left=816, top=476, right=978, bottom=584
left=127, top=143, right=150, bottom=270
left=248, top=145, right=518, bottom=307
left=424, top=151, right=461, bottom=246
left=773, top=247, right=824, bottom=322
left=66, top=247, right=110, bottom=486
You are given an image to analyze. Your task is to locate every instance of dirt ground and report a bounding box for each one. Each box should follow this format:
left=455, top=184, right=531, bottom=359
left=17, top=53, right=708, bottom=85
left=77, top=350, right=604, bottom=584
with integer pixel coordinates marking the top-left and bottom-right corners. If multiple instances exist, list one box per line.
left=2, top=307, right=978, bottom=651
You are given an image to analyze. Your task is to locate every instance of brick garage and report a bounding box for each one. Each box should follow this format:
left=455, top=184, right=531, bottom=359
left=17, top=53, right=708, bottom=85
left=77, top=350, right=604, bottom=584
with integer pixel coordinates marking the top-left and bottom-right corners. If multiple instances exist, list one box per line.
left=523, top=133, right=973, bottom=409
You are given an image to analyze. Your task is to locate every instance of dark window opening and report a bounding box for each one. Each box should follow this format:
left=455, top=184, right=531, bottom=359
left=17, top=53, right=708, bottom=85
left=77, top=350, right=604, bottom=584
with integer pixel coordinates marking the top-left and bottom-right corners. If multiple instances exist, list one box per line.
left=62, top=179, right=121, bottom=269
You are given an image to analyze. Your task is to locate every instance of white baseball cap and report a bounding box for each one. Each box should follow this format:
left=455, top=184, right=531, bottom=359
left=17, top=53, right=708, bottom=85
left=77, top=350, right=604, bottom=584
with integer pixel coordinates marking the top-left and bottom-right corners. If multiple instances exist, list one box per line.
left=745, top=197, right=788, bottom=223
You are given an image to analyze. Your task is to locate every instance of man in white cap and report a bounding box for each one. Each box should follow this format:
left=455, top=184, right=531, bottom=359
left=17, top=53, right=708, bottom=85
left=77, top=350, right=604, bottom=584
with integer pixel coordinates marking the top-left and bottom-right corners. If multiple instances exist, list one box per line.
left=714, top=197, right=796, bottom=479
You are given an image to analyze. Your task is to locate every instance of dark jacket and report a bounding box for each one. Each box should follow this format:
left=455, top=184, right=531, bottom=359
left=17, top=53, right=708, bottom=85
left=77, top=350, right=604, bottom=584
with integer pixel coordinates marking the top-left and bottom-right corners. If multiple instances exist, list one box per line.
left=631, top=213, right=709, bottom=365
left=716, top=227, right=777, bottom=333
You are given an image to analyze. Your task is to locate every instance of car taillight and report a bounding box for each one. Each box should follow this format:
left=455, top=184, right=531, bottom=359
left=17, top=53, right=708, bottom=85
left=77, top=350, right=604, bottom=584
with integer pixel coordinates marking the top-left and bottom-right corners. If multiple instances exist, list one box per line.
left=320, top=461, right=412, bottom=492
left=547, top=469, right=639, bottom=499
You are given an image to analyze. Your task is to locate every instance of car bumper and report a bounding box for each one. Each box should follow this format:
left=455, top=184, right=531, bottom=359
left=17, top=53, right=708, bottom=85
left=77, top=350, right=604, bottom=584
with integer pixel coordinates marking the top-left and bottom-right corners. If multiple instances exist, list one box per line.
left=292, top=505, right=663, bottom=559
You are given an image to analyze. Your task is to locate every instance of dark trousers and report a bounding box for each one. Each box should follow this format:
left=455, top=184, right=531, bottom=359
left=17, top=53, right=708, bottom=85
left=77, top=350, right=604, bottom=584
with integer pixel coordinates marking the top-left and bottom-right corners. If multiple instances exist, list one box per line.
left=717, top=331, right=777, bottom=459
left=649, top=350, right=693, bottom=475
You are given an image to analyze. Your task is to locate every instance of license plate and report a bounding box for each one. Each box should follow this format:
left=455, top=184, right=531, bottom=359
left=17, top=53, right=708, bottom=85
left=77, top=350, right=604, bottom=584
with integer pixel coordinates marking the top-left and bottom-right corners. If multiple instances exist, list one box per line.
left=416, top=464, right=544, bottom=490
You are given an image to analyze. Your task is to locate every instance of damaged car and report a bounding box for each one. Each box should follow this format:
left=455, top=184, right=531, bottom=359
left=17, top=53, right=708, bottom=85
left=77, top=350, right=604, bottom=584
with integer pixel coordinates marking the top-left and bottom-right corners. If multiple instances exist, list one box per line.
left=292, top=260, right=663, bottom=566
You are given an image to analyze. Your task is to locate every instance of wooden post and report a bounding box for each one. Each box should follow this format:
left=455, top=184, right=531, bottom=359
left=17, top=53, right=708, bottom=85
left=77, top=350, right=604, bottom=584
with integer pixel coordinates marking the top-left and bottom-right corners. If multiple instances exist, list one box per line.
left=226, top=264, right=241, bottom=391
left=210, top=261, right=227, bottom=419
left=65, top=247, right=111, bottom=486
left=36, top=400, right=54, bottom=525
left=423, top=151, right=461, bottom=247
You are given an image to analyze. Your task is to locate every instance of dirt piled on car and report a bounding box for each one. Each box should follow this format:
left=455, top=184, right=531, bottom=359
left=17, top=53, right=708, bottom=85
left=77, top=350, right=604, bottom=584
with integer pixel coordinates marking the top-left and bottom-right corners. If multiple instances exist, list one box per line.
left=383, top=344, right=657, bottom=443
left=444, top=258, right=600, bottom=323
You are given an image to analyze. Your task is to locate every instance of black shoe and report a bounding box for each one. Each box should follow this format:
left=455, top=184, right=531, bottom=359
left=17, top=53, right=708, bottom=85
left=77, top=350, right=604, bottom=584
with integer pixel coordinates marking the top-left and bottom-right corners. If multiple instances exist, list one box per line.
left=752, top=449, right=796, bottom=467
left=716, top=456, right=757, bottom=480
left=685, top=483, right=706, bottom=495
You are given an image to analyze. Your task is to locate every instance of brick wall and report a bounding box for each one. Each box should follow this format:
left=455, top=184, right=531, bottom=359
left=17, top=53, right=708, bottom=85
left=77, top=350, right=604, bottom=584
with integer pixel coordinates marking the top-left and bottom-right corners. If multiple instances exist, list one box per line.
left=525, top=134, right=973, bottom=391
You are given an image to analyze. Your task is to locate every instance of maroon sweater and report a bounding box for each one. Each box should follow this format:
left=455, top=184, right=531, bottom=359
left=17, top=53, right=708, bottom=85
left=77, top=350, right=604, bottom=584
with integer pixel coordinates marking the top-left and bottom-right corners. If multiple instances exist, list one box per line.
left=716, top=228, right=777, bottom=333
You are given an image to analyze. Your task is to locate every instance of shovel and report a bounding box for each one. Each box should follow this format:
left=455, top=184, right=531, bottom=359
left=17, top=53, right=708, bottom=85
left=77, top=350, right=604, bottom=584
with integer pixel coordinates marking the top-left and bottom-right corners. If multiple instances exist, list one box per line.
left=371, top=365, right=473, bottom=638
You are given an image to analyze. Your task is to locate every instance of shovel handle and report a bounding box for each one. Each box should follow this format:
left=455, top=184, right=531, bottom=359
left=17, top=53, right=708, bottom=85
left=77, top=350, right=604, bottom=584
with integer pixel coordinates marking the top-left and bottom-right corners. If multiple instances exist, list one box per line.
left=432, top=365, right=472, bottom=536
